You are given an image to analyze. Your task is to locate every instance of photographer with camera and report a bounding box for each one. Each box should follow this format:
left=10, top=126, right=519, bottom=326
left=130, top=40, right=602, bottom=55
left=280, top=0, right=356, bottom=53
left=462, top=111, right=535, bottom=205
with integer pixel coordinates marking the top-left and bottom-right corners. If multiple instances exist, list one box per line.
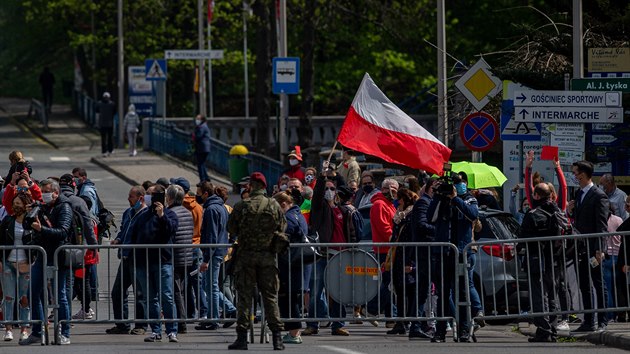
left=19, top=179, right=73, bottom=345
left=3, top=169, right=42, bottom=215
left=427, top=169, right=478, bottom=343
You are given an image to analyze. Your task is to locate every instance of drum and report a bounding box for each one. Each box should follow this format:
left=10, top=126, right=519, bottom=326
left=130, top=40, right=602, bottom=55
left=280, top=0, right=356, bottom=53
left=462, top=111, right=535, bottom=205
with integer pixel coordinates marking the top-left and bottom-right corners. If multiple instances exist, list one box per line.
left=324, top=248, right=381, bottom=305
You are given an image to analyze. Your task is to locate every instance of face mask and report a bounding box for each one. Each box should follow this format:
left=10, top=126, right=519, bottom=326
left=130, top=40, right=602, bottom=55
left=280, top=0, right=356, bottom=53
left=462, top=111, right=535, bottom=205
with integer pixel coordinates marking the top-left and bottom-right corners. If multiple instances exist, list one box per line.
left=455, top=183, right=467, bottom=195
left=143, top=195, right=151, bottom=206
left=13, top=206, right=25, bottom=216
left=280, top=184, right=288, bottom=191
left=305, top=175, right=314, bottom=184
left=196, top=195, right=204, bottom=204
left=289, top=158, right=299, bottom=166
left=362, top=185, right=374, bottom=194
left=195, top=119, right=202, bottom=126
left=132, top=200, right=142, bottom=210
left=74, top=178, right=81, bottom=186
left=42, top=192, right=54, bottom=204
left=324, top=190, right=336, bottom=201
left=403, top=182, right=410, bottom=189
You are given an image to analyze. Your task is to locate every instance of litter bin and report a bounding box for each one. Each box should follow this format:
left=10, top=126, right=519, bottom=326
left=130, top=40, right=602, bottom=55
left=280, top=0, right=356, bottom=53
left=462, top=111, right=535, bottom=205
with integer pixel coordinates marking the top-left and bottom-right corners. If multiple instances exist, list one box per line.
left=229, top=145, right=250, bottom=188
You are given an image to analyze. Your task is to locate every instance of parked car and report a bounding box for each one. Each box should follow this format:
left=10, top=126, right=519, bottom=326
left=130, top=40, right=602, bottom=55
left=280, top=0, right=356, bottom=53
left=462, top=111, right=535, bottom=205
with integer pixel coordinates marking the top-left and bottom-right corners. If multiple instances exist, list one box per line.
left=473, top=207, right=529, bottom=322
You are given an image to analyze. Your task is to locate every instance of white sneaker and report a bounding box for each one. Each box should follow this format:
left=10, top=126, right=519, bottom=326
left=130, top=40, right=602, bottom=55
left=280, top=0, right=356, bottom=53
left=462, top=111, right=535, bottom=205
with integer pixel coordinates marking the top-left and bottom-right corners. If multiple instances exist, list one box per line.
left=4, top=330, right=13, bottom=341
left=167, top=332, right=178, bottom=343
left=132, top=150, right=137, bottom=156
left=58, top=335, right=71, bottom=345
left=556, top=320, right=570, bottom=331
left=72, top=308, right=93, bottom=319
left=20, top=331, right=29, bottom=341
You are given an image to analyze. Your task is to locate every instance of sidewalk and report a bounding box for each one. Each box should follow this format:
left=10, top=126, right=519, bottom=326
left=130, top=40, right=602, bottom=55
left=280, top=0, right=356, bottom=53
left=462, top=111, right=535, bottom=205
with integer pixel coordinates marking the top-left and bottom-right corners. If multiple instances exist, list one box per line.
left=0, top=97, right=232, bottom=190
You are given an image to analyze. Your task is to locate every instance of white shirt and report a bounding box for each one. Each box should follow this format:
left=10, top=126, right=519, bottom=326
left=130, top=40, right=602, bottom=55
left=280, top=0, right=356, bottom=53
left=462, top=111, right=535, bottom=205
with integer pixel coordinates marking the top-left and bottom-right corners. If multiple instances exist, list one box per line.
left=7, top=221, right=28, bottom=263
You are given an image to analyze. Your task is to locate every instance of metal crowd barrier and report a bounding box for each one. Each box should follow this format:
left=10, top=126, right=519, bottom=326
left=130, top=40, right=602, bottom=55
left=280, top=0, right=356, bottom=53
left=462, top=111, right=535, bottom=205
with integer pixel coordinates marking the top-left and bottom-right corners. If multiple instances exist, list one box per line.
left=27, top=98, right=48, bottom=130
left=463, top=230, right=630, bottom=330
left=0, top=246, right=49, bottom=345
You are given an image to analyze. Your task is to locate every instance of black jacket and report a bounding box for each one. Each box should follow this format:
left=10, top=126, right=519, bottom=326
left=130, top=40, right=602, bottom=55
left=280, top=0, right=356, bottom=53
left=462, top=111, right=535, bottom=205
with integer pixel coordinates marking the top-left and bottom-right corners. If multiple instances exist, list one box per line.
left=38, top=193, right=73, bottom=265
left=0, top=216, right=36, bottom=262
left=61, top=185, right=97, bottom=245
left=572, top=185, right=609, bottom=257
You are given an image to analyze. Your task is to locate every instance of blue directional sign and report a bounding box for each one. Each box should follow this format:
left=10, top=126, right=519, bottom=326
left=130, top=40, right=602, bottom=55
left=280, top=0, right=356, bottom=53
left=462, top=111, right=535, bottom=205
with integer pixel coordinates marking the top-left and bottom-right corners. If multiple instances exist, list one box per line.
left=272, top=57, right=300, bottom=94
left=500, top=99, right=541, bottom=141
left=145, top=59, right=167, bottom=81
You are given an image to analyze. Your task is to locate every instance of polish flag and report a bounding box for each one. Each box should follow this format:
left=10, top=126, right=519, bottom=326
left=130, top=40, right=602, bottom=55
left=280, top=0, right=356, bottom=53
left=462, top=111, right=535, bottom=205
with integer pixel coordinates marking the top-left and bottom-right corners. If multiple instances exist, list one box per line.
left=338, top=73, right=451, bottom=175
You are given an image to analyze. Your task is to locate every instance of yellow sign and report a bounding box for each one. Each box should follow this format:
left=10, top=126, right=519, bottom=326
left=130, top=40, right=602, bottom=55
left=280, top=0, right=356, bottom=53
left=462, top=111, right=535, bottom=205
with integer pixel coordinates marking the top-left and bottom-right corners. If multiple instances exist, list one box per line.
left=344, top=266, right=379, bottom=276
left=455, top=58, right=502, bottom=111
left=588, top=48, right=630, bottom=73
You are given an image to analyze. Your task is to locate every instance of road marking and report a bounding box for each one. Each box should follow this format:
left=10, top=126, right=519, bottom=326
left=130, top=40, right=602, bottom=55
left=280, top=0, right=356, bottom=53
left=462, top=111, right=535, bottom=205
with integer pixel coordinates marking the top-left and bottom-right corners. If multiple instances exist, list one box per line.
left=24, top=156, right=34, bottom=161
left=318, top=345, right=366, bottom=354
left=50, top=157, right=71, bottom=161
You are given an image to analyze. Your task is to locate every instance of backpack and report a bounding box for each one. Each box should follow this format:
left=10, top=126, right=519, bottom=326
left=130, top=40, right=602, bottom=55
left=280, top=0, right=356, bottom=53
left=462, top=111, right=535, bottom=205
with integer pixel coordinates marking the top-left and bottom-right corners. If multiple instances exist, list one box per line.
left=63, top=207, right=87, bottom=268
left=95, top=192, right=117, bottom=243
left=340, top=204, right=362, bottom=243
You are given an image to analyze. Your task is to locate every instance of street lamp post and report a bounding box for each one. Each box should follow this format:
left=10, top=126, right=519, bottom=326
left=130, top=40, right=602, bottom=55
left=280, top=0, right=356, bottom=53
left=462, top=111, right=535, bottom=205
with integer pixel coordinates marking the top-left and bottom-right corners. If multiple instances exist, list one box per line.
left=117, top=0, right=124, bottom=149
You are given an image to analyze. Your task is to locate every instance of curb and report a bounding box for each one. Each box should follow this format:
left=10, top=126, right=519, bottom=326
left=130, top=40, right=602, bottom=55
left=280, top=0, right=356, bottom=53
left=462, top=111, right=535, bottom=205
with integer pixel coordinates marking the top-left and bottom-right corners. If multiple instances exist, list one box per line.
left=90, top=156, right=140, bottom=186
left=584, top=331, right=630, bottom=350
left=11, top=115, right=59, bottom=149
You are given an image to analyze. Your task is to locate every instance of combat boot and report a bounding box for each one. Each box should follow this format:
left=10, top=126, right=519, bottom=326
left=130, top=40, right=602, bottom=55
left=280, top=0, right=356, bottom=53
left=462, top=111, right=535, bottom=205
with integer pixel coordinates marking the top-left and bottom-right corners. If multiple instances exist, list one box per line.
left=272, top=331, right=285, bottom=350
left=228, top=331, right=248, bottom=350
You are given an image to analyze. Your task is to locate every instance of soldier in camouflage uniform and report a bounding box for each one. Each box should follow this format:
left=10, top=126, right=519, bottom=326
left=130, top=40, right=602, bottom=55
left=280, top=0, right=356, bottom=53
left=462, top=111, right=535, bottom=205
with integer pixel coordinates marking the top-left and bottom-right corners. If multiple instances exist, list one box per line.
left=227, top=172, right=287, bottom=351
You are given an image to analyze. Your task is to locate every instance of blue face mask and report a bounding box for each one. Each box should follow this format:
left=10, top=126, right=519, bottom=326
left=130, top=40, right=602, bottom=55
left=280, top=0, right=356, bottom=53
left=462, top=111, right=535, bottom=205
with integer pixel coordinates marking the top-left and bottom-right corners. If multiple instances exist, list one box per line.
left=132, top=200, right=142, bottom=210
left=455, top=182, right=467, bottom=195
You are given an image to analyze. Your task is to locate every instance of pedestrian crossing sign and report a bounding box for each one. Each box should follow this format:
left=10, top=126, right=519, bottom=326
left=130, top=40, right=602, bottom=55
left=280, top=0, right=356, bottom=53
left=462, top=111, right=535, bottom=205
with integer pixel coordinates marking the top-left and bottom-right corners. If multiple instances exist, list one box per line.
left=500, top=98, right=541, bottom=141
left=145, top=59, right=167, bottom=81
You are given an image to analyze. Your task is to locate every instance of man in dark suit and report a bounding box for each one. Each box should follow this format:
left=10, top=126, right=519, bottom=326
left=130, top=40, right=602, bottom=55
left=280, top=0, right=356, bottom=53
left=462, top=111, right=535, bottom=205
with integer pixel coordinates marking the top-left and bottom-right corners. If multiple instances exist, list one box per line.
left=568, top=160, right=609, bottom=333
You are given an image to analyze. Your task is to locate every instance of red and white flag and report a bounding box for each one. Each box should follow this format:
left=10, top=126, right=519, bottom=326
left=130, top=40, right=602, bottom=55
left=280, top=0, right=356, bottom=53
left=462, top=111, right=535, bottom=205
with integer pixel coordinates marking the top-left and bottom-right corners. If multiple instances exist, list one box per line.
left=338, top=73, right=451, bottom=175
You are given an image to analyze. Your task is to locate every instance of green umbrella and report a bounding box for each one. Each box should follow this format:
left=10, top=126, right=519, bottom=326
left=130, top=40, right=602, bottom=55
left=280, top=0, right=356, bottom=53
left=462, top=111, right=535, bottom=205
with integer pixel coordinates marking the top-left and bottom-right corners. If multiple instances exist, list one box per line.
left=450, top=161, right=507, bottom=189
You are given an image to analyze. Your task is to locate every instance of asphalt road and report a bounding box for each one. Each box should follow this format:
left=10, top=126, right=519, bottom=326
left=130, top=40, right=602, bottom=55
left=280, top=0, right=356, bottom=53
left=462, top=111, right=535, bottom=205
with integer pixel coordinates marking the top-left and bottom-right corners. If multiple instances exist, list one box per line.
left=0, top=108, right=624, bottom=352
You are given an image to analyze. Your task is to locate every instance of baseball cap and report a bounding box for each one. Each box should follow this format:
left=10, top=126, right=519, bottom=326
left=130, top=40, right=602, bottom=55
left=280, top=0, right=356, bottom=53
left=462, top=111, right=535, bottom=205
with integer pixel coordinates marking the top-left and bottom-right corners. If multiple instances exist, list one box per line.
left=288, top=145, right=303, bottom=161
left=59, top=174, right=74, bottom=186
left=103, top=92, right=111, bottom=99
left=249, top=172, right=267, bottom=188
left=155, top=177, right=170, bottom=188
left=337, top=185, right=354, bottom=201
left=170, top=177, right=191, bottom=193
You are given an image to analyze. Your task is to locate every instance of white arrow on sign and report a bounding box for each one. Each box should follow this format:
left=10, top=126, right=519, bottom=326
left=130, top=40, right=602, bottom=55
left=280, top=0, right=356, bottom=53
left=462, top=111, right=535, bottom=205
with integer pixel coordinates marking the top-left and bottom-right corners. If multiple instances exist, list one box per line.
left=514, top=90, right=622, bottom=107
left=515, top=107, right=623, bottom=123
left=591, top=134, right=618, bottom=144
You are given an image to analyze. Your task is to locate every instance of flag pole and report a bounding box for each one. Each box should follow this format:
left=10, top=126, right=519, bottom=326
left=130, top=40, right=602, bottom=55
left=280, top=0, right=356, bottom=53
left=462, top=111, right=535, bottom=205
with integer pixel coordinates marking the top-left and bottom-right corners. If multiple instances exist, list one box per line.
left=326, top=140, right=339, bottom=163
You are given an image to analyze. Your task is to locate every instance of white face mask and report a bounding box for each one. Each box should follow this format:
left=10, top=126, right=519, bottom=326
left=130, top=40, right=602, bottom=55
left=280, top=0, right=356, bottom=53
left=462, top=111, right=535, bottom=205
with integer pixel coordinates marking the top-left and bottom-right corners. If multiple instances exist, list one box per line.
left=195, top=119, right=202, bottom=126
left=324, top=190, right=336, bottom=201
left=143, top=194, right=152, bottom=205
left=289, top=158, right=299, bottom=166
left=305, top=175, right=314, bottom=184
left=42, top=192, right=54, bottom=204
left=280, top=184, right=288, bottom=191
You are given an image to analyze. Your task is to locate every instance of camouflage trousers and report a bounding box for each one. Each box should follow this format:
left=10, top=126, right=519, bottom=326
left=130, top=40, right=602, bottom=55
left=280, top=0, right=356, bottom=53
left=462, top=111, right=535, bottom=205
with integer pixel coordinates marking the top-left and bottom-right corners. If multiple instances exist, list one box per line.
left=233, top=250, right=284, bottom=333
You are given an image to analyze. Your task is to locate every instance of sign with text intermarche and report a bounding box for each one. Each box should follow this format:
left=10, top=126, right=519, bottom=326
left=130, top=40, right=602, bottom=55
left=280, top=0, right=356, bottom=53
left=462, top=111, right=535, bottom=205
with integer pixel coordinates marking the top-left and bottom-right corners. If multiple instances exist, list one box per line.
left=514, top=106, right=623, bottom=123
left=514, top=90, right=622, bottom=107
left=164, top=50, right=224, bottom=60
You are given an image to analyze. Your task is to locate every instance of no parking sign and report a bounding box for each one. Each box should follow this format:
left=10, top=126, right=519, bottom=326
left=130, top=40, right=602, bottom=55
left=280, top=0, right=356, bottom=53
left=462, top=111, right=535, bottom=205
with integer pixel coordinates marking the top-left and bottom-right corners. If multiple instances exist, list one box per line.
left=459, top=111, right=499, bottom=152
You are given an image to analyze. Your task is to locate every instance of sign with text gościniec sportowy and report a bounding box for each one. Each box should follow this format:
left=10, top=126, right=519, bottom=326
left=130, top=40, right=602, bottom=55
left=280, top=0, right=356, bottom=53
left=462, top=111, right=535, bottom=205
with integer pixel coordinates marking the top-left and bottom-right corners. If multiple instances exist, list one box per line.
left=513, top=90, right=623, bottom=123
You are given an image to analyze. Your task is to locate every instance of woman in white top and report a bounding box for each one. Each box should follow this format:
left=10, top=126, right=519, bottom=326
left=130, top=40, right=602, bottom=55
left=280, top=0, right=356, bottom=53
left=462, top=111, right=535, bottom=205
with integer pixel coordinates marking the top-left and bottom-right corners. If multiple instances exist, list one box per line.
left=123, top=104, right=141, bottom=156
left=0, top=193, right=33, bottom=341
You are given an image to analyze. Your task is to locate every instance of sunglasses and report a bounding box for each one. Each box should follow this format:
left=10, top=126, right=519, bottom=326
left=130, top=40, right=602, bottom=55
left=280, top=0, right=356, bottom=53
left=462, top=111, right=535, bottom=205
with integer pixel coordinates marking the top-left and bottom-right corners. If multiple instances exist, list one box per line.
left=362, top=182, right=373, bottom=186
left=17, top=187, right=28, bottom=193
left=325, top=187, right=336, bottom=191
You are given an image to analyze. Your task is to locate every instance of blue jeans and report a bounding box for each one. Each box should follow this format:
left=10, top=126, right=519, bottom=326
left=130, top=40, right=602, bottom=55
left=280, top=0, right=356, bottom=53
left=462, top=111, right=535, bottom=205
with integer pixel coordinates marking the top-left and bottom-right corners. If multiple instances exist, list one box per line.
left=196, top=152, right=209, bottom=182
left=367, top=253, right=396, bottom=317
left=136, top=262, right=177, bottom=334
left=205, top=255, right=236, bottom=319
left=188, top=249, right=208, bottom=318
left=30, top=258, right=70, bottom=338
left=306, top=258, right=329, bottom=329
left=603, top=255, right=618, bottom=319
left=468, top=253, right=482, bottom=314
left=111, top=259, right=146, bottom=330
left=2, top=261, right=30, bottom=324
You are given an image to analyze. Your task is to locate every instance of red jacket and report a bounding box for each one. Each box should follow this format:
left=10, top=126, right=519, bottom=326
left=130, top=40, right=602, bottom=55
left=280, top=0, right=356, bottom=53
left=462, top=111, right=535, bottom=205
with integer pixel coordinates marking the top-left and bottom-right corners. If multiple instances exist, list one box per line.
left=370, top=192, right=396, bottom=254
left=2, top=183, right=43, bottom=215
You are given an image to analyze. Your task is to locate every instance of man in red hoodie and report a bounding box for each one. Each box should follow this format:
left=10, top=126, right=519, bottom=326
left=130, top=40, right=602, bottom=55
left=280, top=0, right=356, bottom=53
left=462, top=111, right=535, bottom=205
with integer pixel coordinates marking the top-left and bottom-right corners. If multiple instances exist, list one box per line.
left=367, top=178, right=399, bottom=323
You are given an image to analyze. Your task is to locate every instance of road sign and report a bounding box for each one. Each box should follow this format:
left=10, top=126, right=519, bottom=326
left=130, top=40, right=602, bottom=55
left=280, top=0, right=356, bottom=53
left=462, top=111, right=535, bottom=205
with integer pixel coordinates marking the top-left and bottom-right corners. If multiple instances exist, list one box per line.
left=128, top=66, right=154, bottom=116
left=164, top=50, right=224, bottom=60
left=514, top=106, right=623, bottom=123
left=272, top=57, right=300, bottom=94
left=559, top=150, right=584, bottom=165
left=500, top=82, right=541, bottom=141
left=459, top=111, right=499, bottom=152
left=545, top=123, right=584, bottom=137
left=571, top=78, right=630, bottom=93
left=145, top=59, right=167, bottom=81
left=514, top=90, right=622, bottom=107
left=591, top=134, right=618, bottom=145
left=551, top=135, right=585, bottom=151
left=454, top=58, right=502, bottom=111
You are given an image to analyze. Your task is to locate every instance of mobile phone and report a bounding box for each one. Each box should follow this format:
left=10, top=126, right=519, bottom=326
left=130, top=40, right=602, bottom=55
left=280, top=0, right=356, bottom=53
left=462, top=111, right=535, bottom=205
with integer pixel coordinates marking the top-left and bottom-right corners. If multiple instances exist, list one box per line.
left=15, top=162, right=25, bottom=173
left=152, top=192, right=165, bottom=207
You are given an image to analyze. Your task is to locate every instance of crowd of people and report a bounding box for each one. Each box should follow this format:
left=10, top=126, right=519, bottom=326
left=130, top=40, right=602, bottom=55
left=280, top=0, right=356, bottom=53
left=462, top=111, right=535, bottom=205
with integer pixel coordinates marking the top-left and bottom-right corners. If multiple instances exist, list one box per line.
left=2, top=145, right=630, bottom=348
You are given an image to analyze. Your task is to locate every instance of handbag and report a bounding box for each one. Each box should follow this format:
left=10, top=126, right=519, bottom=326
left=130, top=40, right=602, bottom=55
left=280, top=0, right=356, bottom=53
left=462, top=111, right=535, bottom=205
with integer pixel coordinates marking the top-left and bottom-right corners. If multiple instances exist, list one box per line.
left=291, top=230, right=323, bottom=264
left=63, top=248, right=86, bottom=268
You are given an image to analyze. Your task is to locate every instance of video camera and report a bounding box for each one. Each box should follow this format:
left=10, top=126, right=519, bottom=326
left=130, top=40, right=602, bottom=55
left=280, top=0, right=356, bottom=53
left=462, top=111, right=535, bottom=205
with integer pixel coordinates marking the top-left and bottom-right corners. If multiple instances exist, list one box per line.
left=23, top=202, right=43, bottom=231
left=435, top=162, right=462, bottom=196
